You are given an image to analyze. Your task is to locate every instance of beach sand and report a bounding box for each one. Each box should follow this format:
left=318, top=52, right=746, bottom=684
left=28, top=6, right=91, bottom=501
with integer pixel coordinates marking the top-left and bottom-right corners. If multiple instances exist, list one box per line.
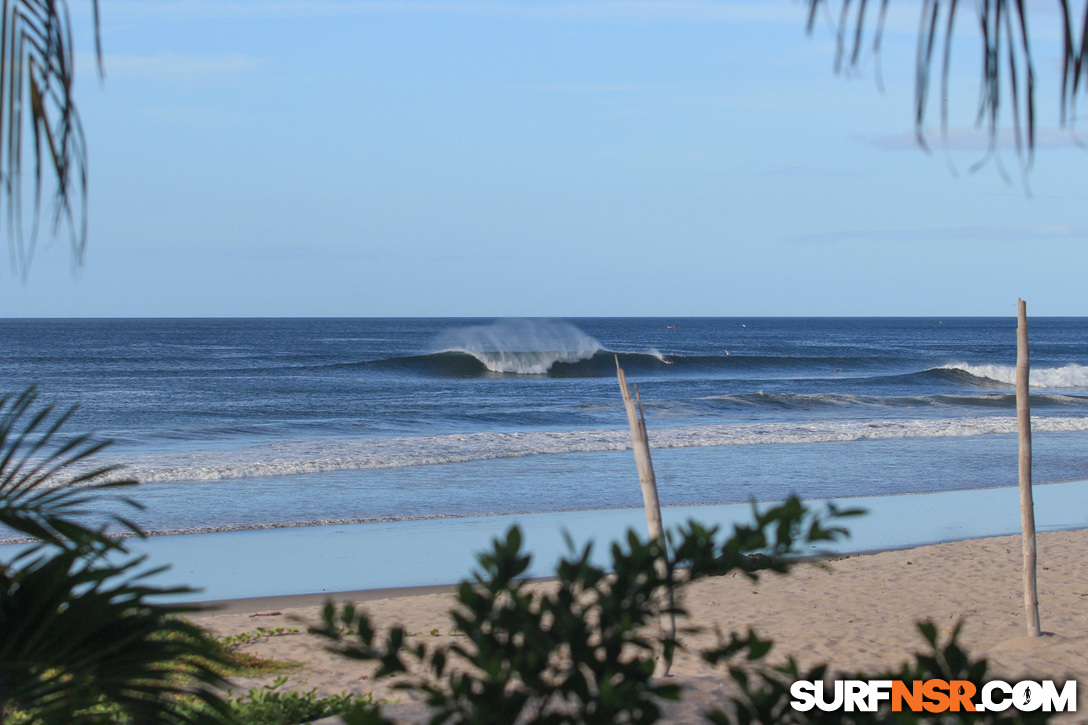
left=190, top=528, right=1088, bottom=722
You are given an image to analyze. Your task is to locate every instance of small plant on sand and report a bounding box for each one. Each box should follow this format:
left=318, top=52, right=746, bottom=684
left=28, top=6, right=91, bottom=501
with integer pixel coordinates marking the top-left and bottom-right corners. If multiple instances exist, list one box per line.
left=3, top=679, right=380, bottom=725
left=315, top=497, right=859, bottom=724
left=217, top=679, right=382, bottom=725
left=217, top=626, right=301, bottom=650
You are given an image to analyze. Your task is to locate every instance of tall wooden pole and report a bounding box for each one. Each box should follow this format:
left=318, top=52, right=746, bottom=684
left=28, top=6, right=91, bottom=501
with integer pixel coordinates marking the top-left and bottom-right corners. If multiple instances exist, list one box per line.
left=616, top=356, right=665, bottom=545
left=1017, top=299, right=1041, bottom=637
left=617, top=356, right=675, bottom=674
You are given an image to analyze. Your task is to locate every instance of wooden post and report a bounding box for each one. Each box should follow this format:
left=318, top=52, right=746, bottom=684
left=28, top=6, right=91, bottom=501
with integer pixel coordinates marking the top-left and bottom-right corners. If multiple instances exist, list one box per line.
left=616, top=356, right=665, bottom=545
left=1017, top=299, right=1041, bottom=637
left=616, top=355, right=675, bottom=673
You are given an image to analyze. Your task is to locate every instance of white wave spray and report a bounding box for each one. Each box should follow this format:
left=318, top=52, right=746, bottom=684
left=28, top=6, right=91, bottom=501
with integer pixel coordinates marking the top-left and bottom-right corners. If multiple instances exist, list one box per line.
left=433, top=319, right=603, bottom=374
left=941, top=362, right=1088, bottom=389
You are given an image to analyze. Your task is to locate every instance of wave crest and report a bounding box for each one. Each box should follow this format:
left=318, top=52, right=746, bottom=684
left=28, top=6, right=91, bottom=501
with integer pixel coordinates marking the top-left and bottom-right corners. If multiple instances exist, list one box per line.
left=433, top=319, right=603, bottom=374
left=940, top=362, right=1088, bottom=389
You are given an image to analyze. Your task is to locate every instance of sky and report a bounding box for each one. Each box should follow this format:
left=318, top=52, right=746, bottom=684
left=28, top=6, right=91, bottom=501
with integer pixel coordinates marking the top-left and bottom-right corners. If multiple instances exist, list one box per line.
left=2, top=0, right=1087, bottom=317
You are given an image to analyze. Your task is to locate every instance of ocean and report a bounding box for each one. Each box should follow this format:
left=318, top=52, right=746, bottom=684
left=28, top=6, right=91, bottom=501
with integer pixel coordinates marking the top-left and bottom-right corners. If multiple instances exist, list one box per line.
left=3, top=316, right=1088, bottom=547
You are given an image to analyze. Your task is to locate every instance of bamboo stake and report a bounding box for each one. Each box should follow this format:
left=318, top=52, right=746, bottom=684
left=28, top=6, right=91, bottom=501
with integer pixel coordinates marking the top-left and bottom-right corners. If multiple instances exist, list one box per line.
left=1017, top=299, right=1041, bottom=637
left=616, top=355, right=675, bottom=673
left=616, top=357, right=665, bottom=544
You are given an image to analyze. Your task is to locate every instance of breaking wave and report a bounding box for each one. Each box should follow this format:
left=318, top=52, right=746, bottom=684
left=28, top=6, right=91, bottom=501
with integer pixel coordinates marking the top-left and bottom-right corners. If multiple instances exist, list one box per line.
left=938, top=363, right=1088, bottom=389
left=364, top=319, right=673, bottom=376
left=432, top=319, right=603, bottom=374
left=375, top=349, right=673, bottom=377
left=59, top=414, right=1088, bottom=486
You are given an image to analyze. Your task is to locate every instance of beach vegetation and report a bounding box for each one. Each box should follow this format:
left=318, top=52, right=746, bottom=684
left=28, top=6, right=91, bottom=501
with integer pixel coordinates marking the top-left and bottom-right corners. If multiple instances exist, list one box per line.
left=316, top=504, right=1064, bottom=724
left=315, top=497, right=860, bottom=724
left=0, top=1, right=98, bottom=278
left=216, top=627, right=302, bottom=650
left=212, top=680, right=382, bottom=725
left=3, top=681, right=382, bottom=725
left=196, top=639, right=298, bottom=680
left=211, top=650, right=297, bottom=679
left=0, top=387, right=233, bottom=724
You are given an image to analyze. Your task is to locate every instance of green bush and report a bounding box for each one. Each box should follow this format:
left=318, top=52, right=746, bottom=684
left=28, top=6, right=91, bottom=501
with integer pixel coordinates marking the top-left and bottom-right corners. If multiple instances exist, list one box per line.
left=318, top=500, right=1062, bottom=725
left=316, top=498, right=860, bottom=724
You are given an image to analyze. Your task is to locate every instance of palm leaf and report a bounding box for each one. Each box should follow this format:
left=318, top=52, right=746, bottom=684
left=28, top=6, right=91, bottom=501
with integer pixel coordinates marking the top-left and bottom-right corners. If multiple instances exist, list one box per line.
left=0, top=546, right=233, bottom=724
left=0, top=386, right=141, bottom=551
left=1, top=0, right=99, bottom=278
left=806, top=0, right=1087, bottom=177
left=0, top=385, right=233, bottom=723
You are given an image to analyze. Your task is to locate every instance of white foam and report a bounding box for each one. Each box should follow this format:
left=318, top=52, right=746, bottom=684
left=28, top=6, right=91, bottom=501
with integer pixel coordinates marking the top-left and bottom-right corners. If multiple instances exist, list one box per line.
left=433, top=319, right=603, bottom=374
left=646, top=348, right=672, bottom=364
left=58, top=414, right=1088, bottom=486
left=941, top=362, right=1088, bottom=389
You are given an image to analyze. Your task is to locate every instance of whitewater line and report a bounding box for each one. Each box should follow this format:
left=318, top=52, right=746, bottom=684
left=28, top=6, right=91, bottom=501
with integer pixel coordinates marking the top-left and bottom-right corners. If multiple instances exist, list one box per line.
left=54, top=414, right=1088, bottom=486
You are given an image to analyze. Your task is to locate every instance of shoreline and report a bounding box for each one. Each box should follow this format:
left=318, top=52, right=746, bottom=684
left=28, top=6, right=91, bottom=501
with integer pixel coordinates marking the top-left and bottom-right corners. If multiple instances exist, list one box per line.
left=7, top=480, right=1088, bottom=604
left=138, top=479, right=1088, bottom=602
left=5, top=480, right=1088, bottom=606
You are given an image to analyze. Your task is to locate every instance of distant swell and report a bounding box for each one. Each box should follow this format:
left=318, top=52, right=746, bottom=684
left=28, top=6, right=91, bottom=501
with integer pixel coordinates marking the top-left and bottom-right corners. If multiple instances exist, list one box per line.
left=376, top=349, right=672, bottom=377
left=699, top=391, right=1088, bottom=411
left=371, top=350, right=886, bottom=378
left=52, top=414, right=1088, bottom=487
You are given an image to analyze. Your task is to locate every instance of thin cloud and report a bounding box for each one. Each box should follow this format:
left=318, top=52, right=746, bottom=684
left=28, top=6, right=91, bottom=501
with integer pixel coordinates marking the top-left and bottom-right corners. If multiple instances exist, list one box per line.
left=515, top=83, right=661, bottom=93
left=89, top=51, right=259, bottom=81
left=103, top=0, right=803, bottom=24
left=787, top=224, right=1088, bottom=245
left=764, top=165, right=866, bottom=179
left=138, top=106, right=254, bottom=128
left=224, top=245, right=386, bottom=262
left=873, top=127, right=1087, bottom=152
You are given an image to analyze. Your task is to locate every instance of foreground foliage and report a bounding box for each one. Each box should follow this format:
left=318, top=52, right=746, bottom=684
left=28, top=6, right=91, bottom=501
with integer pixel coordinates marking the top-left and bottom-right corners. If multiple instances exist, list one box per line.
left=317, top=507, right=1062, bottom=725
left=4, top=681, right=377, bottom=725
left=0, top=1, right=99, bottom=275
left=214, top=681, right=378, bottom=725
left=0, top=388, right=232, bottom=724
left=807, top=0, right=1088, bottom=183
left=316, top=498, right=861, bottom=724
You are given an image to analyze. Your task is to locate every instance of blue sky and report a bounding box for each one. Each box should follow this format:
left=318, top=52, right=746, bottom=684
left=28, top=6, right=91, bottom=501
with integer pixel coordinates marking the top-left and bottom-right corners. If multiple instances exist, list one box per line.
left=3, top=0, right=1087, bottom=317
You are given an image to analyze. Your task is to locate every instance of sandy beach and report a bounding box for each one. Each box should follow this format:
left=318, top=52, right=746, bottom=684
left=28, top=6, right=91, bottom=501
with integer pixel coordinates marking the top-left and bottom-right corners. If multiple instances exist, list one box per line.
left=189, top=527, right=1088, bottom=722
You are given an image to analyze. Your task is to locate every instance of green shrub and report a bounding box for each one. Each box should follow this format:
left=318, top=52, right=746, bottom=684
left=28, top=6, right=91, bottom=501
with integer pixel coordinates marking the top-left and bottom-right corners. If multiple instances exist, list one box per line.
left=316, top=497, right=859, bottom=724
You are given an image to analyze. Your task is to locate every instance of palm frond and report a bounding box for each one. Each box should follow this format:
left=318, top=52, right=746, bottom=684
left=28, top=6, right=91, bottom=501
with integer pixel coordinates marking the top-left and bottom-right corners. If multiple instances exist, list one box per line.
left=1, top=0, right=100, bottom=278
left=0, top=546, right=233, bottom=724
left=806, top=0, right=1085, bottom=177
left=0, top=384, right=232, bottom=723
left=0, top=386, right=141, bottom=551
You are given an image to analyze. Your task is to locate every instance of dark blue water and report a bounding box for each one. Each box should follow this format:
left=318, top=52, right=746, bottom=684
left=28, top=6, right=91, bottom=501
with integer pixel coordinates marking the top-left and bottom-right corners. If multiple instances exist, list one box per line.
left=3, top=317, right=1088, bottom=539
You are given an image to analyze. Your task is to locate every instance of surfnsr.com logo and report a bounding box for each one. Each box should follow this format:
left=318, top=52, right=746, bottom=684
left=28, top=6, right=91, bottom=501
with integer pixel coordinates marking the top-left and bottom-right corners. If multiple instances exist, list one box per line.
left=790, top=679, right=1077, bottom=714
